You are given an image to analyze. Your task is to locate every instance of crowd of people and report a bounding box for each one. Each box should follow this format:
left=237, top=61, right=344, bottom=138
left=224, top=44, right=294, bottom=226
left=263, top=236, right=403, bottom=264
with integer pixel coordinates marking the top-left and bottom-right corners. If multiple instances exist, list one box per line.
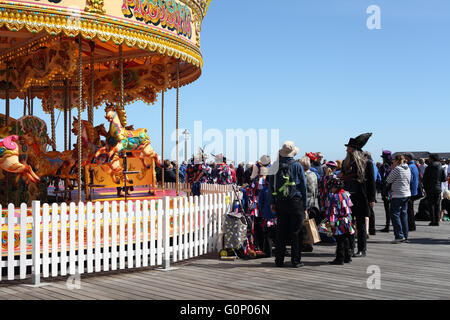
left=156, top=136, right=450, bottom=267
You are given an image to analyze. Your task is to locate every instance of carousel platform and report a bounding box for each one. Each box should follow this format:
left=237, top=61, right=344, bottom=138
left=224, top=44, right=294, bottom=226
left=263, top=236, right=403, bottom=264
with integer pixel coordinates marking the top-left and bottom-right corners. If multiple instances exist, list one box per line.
left=46, top=186, right=185, bottom=204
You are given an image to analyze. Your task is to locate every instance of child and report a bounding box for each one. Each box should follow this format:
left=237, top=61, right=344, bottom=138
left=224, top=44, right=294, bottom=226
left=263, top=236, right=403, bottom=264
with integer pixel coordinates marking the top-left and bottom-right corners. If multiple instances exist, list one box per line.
left=326, top=177, right=355, bottom=265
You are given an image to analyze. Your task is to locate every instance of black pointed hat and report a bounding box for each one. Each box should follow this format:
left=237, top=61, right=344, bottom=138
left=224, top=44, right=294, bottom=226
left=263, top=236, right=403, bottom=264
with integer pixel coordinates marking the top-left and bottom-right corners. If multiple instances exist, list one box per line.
left=345, top=133, right=372, bottom=151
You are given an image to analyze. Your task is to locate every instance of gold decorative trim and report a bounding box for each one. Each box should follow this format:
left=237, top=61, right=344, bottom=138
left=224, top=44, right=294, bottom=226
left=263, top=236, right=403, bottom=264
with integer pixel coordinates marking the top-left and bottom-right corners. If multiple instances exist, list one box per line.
left=179, top=0, right=211, bottom=19
left=0, top=5, right=203, bottom=68
left=85, top=0, right=105, bottom=15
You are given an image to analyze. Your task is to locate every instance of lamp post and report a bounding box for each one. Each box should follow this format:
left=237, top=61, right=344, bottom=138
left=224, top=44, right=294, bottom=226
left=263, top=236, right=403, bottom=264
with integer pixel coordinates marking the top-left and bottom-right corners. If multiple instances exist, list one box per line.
left=182, top=129, right=190, bottom=162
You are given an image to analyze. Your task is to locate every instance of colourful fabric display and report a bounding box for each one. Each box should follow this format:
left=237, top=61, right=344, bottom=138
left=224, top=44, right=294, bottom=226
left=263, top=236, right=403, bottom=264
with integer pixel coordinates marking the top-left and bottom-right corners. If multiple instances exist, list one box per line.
left=326, top=189, right=355, bottom=236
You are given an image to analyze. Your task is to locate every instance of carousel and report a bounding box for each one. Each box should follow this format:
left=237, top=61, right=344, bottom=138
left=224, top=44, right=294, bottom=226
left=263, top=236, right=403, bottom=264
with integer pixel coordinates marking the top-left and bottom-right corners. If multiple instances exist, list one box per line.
left=0, top=0, right=211, bottom=208
left=0, top=0, right=212, bottom=258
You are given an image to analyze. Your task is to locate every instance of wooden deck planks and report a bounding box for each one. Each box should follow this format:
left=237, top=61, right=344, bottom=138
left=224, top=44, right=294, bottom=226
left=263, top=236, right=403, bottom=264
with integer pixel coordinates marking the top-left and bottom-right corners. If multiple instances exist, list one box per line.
left=1, top=195, right=450, bottom=300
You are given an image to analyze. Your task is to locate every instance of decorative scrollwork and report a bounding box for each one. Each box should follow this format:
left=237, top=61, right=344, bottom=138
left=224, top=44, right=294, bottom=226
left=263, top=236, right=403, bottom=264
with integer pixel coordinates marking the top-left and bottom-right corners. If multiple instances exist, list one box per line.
left=85, top=0, right=106, bottom=15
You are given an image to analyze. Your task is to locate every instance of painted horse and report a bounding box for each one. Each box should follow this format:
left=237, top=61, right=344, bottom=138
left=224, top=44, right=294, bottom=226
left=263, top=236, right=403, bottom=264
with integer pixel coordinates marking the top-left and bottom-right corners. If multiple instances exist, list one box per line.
left=99, top=103, right=160, bottom=193
left=20, top=128, right=75, bottom=188
left=71, top=117, right=106, bottom=166
left=72, top=117, right=131, bottom=186
left=0, top=135, right=40, bottom=184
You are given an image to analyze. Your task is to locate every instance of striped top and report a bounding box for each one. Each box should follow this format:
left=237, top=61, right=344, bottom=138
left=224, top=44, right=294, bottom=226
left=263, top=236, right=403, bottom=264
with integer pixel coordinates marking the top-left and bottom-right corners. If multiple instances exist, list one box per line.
left=386, top=164, right=411, bottom=198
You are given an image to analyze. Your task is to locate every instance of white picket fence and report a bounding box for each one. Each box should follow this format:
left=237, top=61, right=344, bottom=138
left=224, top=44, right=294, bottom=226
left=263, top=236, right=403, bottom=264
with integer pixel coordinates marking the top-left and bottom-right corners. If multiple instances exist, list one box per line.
left=161, top=182, right=233, bottom=195
left=0, top=193, right=231, bottom=283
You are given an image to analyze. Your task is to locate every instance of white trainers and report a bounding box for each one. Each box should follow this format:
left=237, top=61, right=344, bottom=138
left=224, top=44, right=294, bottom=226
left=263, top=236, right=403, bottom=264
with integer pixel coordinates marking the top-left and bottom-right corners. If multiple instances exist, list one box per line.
left=391, top=239, right=403, bottom=244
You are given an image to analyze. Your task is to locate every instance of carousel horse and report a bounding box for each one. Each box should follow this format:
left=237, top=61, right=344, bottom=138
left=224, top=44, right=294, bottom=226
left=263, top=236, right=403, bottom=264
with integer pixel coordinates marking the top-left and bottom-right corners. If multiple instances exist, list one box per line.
left=71, top=117, right=106, bottom=166
left=71, top=117, right=132, bottom=186
left=20, top=128, right=76, bottom=188
left=0, top=135, right=40, bottom=184
left=98, top=103, right=161, bottom=193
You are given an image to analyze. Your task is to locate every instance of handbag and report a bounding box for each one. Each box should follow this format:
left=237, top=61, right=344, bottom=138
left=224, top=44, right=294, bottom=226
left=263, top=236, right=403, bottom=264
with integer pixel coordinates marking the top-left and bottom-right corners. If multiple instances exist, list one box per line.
left=303, top=216, right=321, bottom=245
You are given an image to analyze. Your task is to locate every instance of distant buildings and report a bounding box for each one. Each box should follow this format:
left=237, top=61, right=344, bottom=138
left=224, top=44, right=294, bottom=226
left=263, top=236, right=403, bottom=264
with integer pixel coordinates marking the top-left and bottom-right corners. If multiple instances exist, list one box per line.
left=392, top=151, right=450, bottom=160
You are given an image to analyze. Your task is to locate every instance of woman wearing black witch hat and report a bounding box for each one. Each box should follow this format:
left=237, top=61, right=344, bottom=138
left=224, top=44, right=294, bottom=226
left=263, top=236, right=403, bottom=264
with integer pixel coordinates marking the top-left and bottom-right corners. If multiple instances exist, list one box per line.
left=339, top=133, right=376, bottom=258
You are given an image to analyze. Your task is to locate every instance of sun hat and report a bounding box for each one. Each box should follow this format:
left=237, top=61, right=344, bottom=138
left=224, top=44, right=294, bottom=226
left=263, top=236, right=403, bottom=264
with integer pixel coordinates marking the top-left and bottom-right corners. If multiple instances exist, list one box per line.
left=260, top=155, right=271, bottom=166
left=279, top=141, right=299, bottom=158
left=326, top=161, right=337, bottom=168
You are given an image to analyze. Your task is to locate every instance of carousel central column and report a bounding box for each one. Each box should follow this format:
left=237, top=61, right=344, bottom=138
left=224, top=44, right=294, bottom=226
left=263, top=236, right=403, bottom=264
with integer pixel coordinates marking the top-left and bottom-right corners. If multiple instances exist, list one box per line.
left=77, top=35, right=83, bottom=203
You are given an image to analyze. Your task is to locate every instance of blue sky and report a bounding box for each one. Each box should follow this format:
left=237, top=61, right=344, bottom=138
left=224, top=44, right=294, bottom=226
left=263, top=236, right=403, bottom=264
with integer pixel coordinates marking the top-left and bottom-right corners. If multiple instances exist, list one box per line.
left=6, top=0, right=450, bottom=164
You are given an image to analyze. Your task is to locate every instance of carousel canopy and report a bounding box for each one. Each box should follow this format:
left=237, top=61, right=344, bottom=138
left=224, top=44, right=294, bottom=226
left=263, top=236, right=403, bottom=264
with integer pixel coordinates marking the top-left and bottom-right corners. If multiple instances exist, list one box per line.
left=0, top=0, right=211, bottom=111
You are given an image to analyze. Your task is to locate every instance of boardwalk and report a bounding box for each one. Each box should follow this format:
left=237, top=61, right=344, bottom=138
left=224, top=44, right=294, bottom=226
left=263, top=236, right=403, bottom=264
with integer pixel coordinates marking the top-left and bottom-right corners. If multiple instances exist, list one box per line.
left=1, top=195, right=449, bottom=300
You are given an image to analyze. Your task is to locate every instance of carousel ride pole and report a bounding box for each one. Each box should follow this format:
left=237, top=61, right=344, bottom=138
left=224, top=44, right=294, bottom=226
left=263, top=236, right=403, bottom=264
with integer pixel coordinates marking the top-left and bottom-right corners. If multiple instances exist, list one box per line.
left=77, top=34, right=83, bottom=203
left=23, top=91, right=27, bottom=116
left=89, top=42, right=95, bottom=125
left=161, top=90, right=165, bottom=191
left=5, top=65, right=10, bottom=204
left=5, top=66, right=10, bottom=126
left=68, top=80, right=72, bottom=149
left=27, top=88, right=32, bottom=115
left=64, top=80, right=68, bottom=151
left=30, top=87, right=33, bottom=115
left=176, top=62, right=180, bottom=197
left=120, top=44, right=127, bottom=202
left=50, top=82, right=56, bottom=151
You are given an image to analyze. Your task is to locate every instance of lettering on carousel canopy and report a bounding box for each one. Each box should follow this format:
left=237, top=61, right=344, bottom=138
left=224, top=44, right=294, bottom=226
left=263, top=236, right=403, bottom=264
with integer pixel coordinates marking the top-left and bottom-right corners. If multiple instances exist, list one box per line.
left=122, top=0, right=192, bottom=39
left=30, top=0, right=62, bottom=2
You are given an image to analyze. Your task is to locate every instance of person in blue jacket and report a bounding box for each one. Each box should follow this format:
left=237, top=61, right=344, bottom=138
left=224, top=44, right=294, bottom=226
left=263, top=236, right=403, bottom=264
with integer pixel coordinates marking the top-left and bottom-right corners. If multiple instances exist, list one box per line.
left=405, top=153, right=419, bottom=231
left=269, top=141, right=308, bottom=268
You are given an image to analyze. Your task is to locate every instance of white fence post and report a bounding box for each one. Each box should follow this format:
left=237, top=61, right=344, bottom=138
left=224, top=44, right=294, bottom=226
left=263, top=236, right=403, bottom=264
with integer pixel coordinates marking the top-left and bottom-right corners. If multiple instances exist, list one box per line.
left=163, top=196, right=171, bottom=269
left=19, top=203, right=28, bottom=279
left=31, top=201, right=41, bottom=285
left=7, top=204, right=15, bottom=280
left=135, top=200, right=142, bottom=268
left=60, top=203, right=68, bottom=276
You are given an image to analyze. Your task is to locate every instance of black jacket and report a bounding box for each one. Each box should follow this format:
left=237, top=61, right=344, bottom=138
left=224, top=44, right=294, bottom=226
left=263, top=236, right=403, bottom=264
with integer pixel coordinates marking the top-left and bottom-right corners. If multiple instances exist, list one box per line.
left=423, top=161, right=446, bottom=195
left=341, top=159, right=376, bottom=217
left=163, top=168, right=177, bottom=183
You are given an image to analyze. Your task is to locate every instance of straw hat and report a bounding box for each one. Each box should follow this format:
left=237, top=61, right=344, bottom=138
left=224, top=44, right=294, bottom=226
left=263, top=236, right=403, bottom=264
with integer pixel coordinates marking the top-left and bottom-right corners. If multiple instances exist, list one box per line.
left=260, top=155, right=271, bottom=166
left=279, top=141, right=299, bottom=158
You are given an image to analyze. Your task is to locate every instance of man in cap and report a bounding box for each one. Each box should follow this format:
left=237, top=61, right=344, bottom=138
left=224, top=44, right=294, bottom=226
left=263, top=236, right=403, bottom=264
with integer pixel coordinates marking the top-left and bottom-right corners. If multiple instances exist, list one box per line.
left=311, top=152, right=325, bottom=178
left=269, top=141, right=308, bottom=268
left=404, top=153, right=419, bottom=231
left=379, top=150, right=393, bottom=232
